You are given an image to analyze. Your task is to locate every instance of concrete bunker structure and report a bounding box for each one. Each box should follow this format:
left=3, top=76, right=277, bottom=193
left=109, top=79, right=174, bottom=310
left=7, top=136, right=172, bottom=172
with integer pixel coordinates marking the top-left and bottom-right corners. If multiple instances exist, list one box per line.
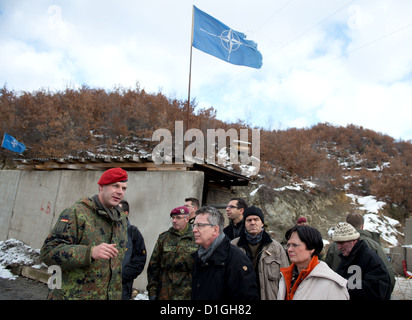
left=0, top=155, right=250, bottom=291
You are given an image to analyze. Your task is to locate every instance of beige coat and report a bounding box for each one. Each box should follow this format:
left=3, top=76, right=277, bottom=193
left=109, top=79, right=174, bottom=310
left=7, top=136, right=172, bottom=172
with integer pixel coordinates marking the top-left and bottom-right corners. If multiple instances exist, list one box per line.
left=277, top=261, right=349, bottom=300
left=231, top=236, right=289, bottom=300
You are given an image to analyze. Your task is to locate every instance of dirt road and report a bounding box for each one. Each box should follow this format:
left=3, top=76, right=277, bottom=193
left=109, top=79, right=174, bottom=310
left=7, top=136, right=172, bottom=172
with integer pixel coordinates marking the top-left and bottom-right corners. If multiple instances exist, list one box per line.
left=0, top=276, right=48, bottom=300
left=1, top=274, right=411, bottom=300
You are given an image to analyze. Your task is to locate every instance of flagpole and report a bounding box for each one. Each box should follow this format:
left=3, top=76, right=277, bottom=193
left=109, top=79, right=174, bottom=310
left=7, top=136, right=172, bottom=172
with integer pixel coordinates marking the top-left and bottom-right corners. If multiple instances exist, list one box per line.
left=186, top=5, right=195, bottom=134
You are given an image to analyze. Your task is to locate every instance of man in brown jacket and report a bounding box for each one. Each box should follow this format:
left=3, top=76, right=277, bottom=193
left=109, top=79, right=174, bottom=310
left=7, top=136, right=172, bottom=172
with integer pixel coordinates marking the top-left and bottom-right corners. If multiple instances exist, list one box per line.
left=231, top=206, right=289, bottom=299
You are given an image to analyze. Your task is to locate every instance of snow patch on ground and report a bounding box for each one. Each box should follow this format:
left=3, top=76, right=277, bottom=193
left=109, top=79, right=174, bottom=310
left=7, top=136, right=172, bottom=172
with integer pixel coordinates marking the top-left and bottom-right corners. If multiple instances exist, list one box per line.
left=0, top=239, right=43, bottom=280
left=346, top=194, right=386, bottom=213
left=345, top=194, right=402, bottom=246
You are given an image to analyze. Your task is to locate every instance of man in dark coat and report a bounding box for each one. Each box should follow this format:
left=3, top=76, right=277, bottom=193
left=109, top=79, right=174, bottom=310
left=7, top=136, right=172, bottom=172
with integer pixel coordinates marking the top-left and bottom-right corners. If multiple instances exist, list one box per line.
left=223, top=198, right=247, bottom=240
left=332, top=222, right=391, bottom=300
left=191, top=206, right=259, bottom=300
left=119, top=200, right=147, bottom=300
left=325, top=212, right=395, bottom=293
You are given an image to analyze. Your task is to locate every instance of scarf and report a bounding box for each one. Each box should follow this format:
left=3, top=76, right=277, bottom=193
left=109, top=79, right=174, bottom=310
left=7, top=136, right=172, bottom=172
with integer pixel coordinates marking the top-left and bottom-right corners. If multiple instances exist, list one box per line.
left=245, top=228, right=264, bottom=245
left=197, top=233, right=225, bottom=263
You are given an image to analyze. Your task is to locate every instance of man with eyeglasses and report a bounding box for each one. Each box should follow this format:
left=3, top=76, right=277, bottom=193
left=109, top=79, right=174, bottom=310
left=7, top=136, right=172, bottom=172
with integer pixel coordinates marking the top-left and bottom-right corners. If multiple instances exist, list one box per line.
left=224, top=197, right=247, bottom=240
left=191, top=206, right=259, bottom=300
left=147, top=206, right=198, bottom=300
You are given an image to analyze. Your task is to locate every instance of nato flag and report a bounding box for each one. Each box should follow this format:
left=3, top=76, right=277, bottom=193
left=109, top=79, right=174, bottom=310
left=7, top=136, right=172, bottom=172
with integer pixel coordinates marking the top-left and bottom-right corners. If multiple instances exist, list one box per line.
left=192, top=6, right=263, bottom=69
left=2, top=133, right=26, bottom=153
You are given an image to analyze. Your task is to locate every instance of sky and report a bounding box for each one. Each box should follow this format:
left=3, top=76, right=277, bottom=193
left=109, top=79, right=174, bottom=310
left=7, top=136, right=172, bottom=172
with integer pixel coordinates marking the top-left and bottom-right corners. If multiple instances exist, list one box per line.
left=1, top=0, right=412, bottom=141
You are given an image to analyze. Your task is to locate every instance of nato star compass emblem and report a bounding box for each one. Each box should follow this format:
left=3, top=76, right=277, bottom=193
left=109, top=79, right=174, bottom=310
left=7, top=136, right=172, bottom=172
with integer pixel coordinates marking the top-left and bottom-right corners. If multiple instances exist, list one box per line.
left=10, top=138, right=18, bottom=148
left=219, top=29, right=242, bottom=60
left=200, top=27, right=252, bottom=61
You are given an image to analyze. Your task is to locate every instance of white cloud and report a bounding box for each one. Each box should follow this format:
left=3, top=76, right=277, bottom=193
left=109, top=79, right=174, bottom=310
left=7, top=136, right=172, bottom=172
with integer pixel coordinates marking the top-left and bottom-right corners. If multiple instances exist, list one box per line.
left=318, top=81, right=412, bottom=139
left=1, top=0, right=412, bottom=140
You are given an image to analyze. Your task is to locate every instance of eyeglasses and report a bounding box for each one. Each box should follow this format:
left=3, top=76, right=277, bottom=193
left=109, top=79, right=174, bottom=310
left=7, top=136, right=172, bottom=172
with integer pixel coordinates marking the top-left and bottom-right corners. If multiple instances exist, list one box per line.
left=193, top=223, right=215, bottom=229
left=284, top=243, right=302, bottom=250
left=226, top=205, right=238, bottom=209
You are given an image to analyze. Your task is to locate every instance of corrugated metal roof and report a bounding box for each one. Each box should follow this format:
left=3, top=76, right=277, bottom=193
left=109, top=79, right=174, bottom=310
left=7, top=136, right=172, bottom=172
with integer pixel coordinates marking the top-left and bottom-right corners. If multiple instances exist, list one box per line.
left=13, top=155, right=250, bottom=187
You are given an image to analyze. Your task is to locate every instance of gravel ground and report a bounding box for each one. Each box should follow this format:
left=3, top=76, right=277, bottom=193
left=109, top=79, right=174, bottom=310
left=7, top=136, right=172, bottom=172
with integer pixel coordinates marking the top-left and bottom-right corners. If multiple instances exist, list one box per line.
left=0, top=276, right=48, bottom=300
left=1, top=274, right=411, bottom=300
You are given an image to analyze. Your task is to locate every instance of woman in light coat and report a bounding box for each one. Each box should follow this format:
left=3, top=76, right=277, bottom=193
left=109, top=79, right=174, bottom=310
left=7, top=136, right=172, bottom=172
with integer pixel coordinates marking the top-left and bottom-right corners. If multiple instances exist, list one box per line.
left=278, top=225, right=349, bottom=300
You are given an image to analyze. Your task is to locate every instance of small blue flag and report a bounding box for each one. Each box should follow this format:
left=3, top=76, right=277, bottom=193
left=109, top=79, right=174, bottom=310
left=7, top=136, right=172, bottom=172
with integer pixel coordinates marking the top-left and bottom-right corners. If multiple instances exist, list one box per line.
left=2, top=133, right=26, bottom=153
left=192, top=6, right=263, bottom=69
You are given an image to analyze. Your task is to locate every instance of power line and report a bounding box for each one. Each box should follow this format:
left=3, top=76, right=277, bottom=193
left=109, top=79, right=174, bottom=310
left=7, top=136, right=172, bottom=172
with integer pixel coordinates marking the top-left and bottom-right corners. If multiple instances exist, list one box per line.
left=251, top=0, right=294, bottom=34
left=308, top=21, right=412, bottom=72
left=265, top=0, right=355, bottom=57
left=196, top=1, right=356, bottom=100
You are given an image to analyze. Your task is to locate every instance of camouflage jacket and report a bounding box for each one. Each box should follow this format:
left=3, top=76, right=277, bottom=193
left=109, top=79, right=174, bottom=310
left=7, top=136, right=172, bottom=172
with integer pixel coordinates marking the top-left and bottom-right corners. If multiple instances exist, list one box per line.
left=40, top=197, right=127, bottom=300
left=147, top=224, right=198, bottom=300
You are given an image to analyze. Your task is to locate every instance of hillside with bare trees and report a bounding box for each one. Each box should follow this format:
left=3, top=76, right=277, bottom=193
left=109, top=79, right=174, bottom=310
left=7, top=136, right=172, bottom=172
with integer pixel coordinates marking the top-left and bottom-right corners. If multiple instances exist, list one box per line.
left=1, top=84, right=411, bottom=223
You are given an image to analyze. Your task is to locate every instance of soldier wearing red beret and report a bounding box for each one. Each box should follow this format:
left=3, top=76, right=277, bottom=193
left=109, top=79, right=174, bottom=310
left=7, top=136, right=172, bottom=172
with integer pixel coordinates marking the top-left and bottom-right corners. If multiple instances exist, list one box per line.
left=147, top=206, right=198, bottom=300
left=40, top=167, right=129, bottom=300
left=97, top=167, right=128, bottom=209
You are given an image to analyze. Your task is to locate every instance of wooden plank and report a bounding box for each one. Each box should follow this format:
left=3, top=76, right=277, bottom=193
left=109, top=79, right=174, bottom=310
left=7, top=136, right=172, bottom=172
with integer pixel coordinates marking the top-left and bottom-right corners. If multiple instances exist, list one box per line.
left=147, top=166, right=188, bottom=171
left=16, top=164, right=35, bottom=170
left=34, top=164, right=54, bottom=171
left=84, top=164, right=103, bottom=171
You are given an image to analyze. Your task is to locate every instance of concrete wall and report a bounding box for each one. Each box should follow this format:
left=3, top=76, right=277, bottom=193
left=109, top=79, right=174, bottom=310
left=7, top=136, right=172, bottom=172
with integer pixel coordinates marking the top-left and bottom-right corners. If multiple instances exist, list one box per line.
left=0, top=170, right=21, bottom=242
left=405, top=218, right=412, bottom=245
left=8, top=171, right=62, bottom=247
left=0, top=170, right=204, bottom=291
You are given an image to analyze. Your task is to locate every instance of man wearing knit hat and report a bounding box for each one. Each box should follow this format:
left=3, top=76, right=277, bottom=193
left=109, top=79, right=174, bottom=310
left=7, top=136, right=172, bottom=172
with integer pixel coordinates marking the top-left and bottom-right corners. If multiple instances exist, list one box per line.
left=40, top=167, right=129, bottom=300
left=231, top=206, right=289, bottom=299
left=147, top=206, right=198, bottom=300
left=331, top=222, right=391, bottom=300
left=325, top=213, right=395, bottom=293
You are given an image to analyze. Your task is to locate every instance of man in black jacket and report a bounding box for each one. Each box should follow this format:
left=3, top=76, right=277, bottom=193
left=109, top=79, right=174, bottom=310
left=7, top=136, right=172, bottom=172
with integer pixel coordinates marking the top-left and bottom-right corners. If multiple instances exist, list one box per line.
left=191, top=206, right=259, bottom=300
left=223, top=198, right=247, bottom=240
left=120, top=200, right=147, bottom=300
left=325, top=212, right=395, bottom=293
left=332, top=222, right=391, bottom=300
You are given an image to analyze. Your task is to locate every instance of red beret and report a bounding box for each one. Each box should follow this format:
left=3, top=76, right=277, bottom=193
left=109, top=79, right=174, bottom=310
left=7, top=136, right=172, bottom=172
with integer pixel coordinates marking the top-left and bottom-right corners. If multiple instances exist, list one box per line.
left=170, top=206, right=189, bottom=216
left=98, top=168, right=128, bottom=185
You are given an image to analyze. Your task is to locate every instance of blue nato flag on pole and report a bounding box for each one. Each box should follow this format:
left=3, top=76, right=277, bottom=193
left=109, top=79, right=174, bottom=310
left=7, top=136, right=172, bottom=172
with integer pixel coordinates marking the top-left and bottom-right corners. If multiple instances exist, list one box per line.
left=192, top=6, right=263, bottom=69
left=1, top=133, right=25, bottom=153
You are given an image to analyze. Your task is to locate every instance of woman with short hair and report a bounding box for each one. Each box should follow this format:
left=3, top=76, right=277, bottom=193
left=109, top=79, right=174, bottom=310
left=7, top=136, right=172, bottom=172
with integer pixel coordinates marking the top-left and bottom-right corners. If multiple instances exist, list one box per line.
left=278, top=225, right=349, bottom=300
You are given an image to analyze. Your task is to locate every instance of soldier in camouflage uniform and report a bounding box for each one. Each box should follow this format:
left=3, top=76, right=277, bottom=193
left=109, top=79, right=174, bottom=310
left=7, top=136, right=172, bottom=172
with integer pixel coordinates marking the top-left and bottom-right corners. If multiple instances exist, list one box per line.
left=40, top=168, right=129, bottom=300
left=147, top=206, right=198, bottom=300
